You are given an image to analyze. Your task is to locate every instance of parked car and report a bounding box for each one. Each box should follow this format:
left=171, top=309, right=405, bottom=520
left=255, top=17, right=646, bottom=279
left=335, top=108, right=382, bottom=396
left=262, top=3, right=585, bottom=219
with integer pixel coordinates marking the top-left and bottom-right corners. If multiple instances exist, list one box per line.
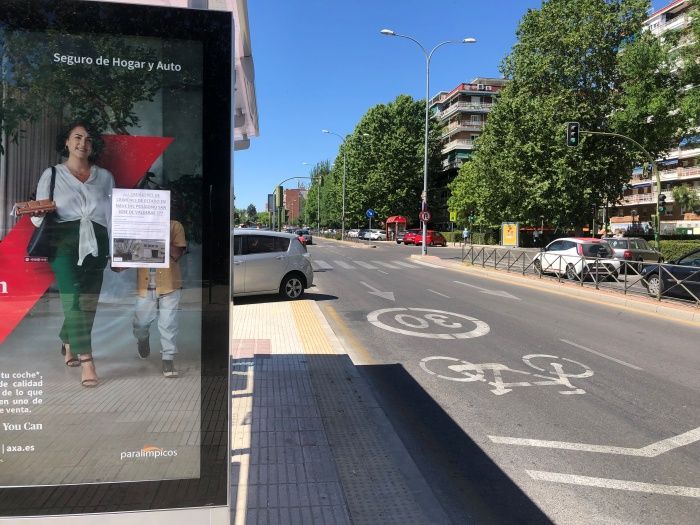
left=396, top=229, right=420, bottom=244
left=232, top=229, right=313, bottom=299
left=602, top=237, right=663, bottom=266
left=295, top=228, right=313, bottom=245
left=414, top=230, right=447, bottom=247
left=347, top=229, right=360, bottom=238
left=357, top=229, right=370, bottom=240
left=402, top=230, right=420, bottom=245
left=640, top=248, right=700, bottom=300
left=533, top=237, right=620, bottom=281
left=367, top=229, right=387, bottom=241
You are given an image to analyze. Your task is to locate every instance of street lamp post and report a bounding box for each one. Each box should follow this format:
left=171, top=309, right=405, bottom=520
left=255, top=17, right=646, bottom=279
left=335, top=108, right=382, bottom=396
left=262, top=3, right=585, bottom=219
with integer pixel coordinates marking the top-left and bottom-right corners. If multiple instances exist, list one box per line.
left=381, top=29, right=476, bottom=255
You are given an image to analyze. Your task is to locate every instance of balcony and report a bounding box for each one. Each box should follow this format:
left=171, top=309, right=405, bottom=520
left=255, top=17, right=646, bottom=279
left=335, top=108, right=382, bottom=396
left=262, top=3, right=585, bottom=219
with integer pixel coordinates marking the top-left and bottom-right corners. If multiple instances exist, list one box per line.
left=660, top=166, right=700, bottom=181
left=436, top=102, right=493, bottom=120
left=621, top=193, right=655, bottom=205
left=442, top=139, right=474, bottom=154
left=441, top=122, right=483, bottom=138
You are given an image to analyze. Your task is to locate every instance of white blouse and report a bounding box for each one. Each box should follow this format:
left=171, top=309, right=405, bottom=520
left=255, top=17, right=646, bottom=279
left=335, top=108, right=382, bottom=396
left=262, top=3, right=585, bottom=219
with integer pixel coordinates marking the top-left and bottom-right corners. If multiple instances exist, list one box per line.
left=31, top=164, right=114, bottom=266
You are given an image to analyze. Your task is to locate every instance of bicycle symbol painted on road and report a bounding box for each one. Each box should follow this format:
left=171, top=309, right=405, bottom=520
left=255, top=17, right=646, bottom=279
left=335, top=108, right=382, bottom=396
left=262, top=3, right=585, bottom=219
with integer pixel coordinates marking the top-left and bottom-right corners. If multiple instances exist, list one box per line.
left=420, top=354, right=593, bottom=396
left=367, top=308, right=490, bottom=339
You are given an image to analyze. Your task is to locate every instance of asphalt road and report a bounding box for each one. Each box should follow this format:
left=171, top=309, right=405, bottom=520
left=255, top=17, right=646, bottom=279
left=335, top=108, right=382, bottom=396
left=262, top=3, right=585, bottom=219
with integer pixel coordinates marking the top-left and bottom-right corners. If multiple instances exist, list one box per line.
left=306, top=238, right=700, bottom=525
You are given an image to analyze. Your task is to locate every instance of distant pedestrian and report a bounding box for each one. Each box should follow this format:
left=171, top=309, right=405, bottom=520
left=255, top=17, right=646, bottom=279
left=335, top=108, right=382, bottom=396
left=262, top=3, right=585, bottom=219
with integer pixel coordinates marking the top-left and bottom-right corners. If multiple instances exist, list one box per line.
left=462, top=227, right=470, bottom=244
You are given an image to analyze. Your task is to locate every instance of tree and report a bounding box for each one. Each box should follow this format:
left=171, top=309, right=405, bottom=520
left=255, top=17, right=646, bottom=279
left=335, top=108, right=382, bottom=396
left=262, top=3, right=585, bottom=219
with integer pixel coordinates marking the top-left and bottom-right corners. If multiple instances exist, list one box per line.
left=448, top=0, right=684, bottom=230
left=671, top=185, right=700, bottom=214
left=331, top=95, right=441, bottom=227
left=302, top=161, right=332, bottom=227
left=246, top=203, right=258, bottom=222
left=256, top=210, right=270, bottom=227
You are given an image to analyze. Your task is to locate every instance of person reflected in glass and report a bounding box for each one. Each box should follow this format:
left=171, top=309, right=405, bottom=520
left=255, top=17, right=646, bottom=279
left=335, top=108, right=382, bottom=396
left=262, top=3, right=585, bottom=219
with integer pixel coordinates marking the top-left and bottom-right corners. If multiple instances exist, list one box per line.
left=31, top=120, right=114, bottom=387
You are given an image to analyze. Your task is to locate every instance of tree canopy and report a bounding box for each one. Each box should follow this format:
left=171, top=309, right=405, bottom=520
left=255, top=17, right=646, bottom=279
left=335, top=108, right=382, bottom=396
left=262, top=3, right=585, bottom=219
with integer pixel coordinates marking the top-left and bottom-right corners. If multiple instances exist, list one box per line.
left=316, top=95, right=441, bottom=229
left=448, top=0, right=691, bottom=231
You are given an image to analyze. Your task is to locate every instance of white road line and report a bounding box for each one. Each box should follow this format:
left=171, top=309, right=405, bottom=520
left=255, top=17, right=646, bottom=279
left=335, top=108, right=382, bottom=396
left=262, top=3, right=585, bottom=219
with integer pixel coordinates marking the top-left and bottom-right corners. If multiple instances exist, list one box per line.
left=377, top=270, right=389, bottom=275
left=526, top=470, right=700, bottom=498
left=427, top=289, right=451, bottom=298
left=488, top=426, right=700, bottom=457
left=560, top=338, right=643, bottom=371
left=314, top=260, right=333, bottom=270
left=411, top=259, right=444, bottom=268
left=354, top=261, right=378, bottom=269
left=334, top=260, right=355, bottom=269
left=393, top=261, right=419, bottom=268
left=374, top=261, right=401, bottom=269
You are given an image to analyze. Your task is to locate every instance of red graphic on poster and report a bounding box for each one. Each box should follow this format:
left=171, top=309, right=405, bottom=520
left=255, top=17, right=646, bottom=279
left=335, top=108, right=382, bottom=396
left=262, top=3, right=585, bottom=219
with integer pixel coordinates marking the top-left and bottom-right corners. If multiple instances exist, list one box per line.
left=0, top=135, right=174, bottom=344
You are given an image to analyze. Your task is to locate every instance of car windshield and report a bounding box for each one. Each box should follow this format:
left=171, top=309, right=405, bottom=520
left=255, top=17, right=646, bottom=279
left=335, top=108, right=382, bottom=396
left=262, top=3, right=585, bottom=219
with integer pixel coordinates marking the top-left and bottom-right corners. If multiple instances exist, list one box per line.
left=582, top=242, right=613, bottom=258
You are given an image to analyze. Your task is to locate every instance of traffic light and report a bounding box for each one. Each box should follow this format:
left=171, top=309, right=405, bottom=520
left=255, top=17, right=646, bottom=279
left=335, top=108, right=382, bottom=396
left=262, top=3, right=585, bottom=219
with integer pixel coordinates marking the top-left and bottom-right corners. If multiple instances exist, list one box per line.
left=566, top=122, right=580, bottom=147
left=658, top=193, right=667, bottom=214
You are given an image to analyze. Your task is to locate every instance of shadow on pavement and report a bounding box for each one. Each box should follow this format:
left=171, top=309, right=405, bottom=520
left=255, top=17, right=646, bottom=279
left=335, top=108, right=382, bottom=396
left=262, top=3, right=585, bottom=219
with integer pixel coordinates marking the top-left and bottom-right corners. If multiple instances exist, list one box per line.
left=359, top=363, right=553, bottom=525
left=229, top=350, right=551, bottom=524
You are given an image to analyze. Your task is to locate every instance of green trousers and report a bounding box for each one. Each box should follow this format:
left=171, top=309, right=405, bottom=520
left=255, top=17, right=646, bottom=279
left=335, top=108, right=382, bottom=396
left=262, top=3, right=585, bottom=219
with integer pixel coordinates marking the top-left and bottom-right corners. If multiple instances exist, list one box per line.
left=49, top=221, right=109, bottom=356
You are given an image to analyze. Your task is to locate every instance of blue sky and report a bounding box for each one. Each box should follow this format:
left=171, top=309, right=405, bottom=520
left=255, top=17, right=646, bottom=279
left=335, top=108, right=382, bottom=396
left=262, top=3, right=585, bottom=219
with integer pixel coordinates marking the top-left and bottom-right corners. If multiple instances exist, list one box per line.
left=235, top=0, right=669, bottom=213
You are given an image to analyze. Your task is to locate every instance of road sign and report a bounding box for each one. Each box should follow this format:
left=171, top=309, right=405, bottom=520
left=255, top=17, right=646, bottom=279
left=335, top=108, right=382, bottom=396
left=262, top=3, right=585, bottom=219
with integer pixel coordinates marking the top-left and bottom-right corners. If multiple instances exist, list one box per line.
left=419, top=210, right=431, bottom=222
left=366, top=208, right=376, bottom=219
left=449, top=211, right=457, bottom=222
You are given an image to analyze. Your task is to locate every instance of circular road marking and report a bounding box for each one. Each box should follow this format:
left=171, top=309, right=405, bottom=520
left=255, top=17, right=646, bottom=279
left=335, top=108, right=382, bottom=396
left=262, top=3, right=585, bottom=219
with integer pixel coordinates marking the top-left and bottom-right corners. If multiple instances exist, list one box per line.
left=367, top=308, right=490, bottom=339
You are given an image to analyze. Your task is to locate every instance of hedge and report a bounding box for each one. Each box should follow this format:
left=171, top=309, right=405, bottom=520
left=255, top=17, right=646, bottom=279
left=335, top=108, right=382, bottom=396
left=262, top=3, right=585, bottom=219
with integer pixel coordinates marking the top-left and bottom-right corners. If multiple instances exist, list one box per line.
left=659, top=240, right=700, bottom=262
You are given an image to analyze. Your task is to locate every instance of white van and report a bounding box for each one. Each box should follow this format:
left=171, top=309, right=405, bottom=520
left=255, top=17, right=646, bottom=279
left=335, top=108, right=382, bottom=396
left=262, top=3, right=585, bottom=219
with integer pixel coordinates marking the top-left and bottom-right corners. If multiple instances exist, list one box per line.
left=233, top=229, right=314, bottom=299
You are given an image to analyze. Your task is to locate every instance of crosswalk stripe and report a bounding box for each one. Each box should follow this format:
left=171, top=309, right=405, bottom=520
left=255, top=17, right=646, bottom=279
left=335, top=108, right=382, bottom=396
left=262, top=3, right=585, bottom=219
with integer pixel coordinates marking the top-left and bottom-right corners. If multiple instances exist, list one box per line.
left=354, top=261, right=378, bottom=269
left=392, top=261, right=419, bottom=268
left=314, top=260, right=333, bottom=270
left=374, top=261, right=401, bottom=269
left=334, top=260, right=355, bottom=269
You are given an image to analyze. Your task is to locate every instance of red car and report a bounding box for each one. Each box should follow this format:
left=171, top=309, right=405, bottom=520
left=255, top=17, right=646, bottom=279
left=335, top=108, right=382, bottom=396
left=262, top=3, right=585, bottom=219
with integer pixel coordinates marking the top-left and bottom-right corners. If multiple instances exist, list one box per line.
left=413, top=230, right=447, bottom=247
left=402, top=229, right=421, bottom=245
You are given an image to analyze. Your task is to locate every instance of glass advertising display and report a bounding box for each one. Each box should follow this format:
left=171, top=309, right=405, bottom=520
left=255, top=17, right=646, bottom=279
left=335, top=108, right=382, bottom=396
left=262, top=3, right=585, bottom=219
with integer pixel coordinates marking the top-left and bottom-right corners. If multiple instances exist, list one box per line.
left=0, top=0, right=231, bottom=515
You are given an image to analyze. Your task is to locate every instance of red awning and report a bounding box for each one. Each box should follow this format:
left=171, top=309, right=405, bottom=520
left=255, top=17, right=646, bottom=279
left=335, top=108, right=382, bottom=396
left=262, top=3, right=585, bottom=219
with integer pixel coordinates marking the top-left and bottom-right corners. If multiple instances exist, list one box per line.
left=386, top=215, right=407, bottom=224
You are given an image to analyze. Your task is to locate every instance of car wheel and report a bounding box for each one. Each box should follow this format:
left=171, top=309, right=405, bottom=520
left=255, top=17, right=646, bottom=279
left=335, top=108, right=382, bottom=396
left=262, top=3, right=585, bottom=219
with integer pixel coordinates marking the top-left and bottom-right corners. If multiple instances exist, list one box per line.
left=565, top=263, right=578, bottom=281
left=429, top=240, right=434, bottom=247
left=280, top=274, right=304, bottom=300
left=396, top=240, right=401, bottom=244
left=534, top=259, right=543, bottom=275
left=646, top=274, right=662, bottom=297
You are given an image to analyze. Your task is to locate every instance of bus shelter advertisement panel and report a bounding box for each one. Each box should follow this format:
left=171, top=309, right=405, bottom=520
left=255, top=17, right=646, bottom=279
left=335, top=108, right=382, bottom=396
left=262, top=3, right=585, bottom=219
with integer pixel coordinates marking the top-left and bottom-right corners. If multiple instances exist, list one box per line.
left=0, top=11, right=206, bottom=488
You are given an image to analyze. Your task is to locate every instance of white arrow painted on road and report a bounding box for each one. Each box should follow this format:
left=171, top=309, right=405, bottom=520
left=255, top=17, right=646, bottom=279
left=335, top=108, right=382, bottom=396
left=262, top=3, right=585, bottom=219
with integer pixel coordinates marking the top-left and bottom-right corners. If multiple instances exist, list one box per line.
left=454, top=280, right=520, bottom=300
left=360, top=281, right=395, bottom=301
left=488, top=426, right=700, bottom=457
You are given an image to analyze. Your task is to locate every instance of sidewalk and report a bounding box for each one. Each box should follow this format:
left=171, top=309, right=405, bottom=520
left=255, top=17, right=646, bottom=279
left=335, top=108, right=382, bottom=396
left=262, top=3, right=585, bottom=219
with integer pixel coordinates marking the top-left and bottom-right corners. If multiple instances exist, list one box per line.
left=230, top=299, right=452, bottom=525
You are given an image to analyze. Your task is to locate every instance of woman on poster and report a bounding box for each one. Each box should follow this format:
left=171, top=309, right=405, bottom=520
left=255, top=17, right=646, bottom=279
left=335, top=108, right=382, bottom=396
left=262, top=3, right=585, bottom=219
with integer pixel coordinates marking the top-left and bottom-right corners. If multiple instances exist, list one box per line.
left=31, top=120, right=114, bottom=387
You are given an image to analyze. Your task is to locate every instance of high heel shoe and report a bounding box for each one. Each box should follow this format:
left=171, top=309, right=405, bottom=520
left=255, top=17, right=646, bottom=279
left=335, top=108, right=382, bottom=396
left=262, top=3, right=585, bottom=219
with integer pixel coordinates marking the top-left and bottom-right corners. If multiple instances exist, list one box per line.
left=61, top=343, right=80, bottom=367
left=79, top=356, right=98, bottom=388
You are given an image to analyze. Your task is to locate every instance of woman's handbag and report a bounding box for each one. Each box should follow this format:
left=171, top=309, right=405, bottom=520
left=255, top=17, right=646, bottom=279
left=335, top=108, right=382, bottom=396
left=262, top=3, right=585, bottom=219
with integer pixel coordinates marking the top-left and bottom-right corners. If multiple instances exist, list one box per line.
left=26, top=166, right=57, bottom=258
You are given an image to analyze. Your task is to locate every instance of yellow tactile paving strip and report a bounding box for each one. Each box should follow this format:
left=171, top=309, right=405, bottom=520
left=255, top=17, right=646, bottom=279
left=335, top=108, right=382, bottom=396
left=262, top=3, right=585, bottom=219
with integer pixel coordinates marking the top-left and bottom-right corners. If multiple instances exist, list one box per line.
left=291, top=300, right=337, bottom=355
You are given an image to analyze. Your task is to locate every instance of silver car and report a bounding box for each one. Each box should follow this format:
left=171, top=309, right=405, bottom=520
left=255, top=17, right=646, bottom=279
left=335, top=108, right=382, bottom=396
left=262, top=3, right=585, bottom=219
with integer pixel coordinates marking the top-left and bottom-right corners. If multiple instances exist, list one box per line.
left=602, top=237, right=663, bottom=265
left=233, top=229, right=313, bottom=299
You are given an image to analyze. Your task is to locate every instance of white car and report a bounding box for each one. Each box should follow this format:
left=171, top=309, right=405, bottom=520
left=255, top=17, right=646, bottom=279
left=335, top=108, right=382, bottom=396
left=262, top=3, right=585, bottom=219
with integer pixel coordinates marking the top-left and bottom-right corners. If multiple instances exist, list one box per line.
left=533, top=237, right=620, bottom=281
left=347, top=229, right=360, bottom=238
left=233, top=229, right=313, bottom=299
left=367, top=229, right=387, bottom=241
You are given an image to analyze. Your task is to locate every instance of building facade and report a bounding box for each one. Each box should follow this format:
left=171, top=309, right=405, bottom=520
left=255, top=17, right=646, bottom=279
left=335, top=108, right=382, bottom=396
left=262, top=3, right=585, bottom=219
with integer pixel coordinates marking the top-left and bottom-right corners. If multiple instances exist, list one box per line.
left=612, top=0, right=700, bottom=235
left=283, top=188, right=307, bottom=226
left=429, top=77, right=506, bottom=229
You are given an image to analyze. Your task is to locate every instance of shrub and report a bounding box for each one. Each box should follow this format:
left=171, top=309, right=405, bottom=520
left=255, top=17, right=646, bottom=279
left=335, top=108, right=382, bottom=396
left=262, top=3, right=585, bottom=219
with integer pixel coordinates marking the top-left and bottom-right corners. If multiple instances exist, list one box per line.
left=659, top=240, right=700, bottom=262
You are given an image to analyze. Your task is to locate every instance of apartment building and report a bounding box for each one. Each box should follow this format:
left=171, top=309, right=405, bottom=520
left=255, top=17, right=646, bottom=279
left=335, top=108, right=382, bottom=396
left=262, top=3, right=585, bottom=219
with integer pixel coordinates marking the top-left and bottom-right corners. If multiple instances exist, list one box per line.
left=283, top=187, right=307, bottom=226
left=429, top=77, right=506, bottom=229
left=612, top=0, right=700, bottom=235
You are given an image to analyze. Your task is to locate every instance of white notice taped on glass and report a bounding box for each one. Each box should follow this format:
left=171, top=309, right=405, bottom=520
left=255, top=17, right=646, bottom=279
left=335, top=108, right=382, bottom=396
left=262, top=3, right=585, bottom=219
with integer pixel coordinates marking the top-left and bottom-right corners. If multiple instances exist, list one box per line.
left=111, top=188, right=171, bottom=268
